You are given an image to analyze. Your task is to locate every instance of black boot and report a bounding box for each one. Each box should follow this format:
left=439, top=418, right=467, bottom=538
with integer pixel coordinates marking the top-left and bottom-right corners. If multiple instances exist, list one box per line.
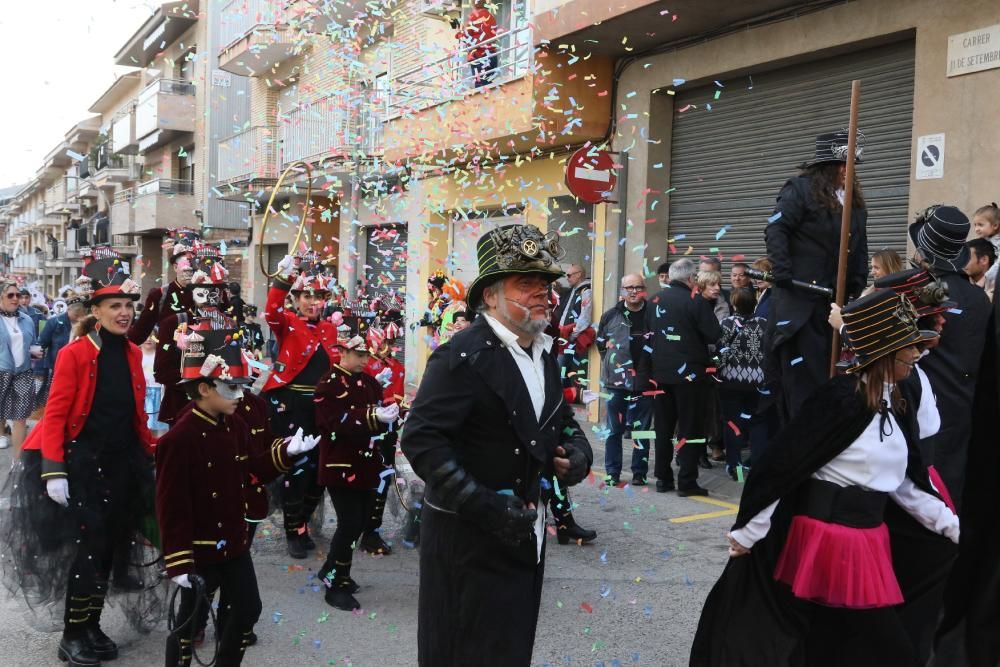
left=402, top=508, right=421, bottom=546
left=58, top=633, right=100, bottom=666
left=360, top=531, right=392, bottom=555
left=319, top=561, right=360, bottom=594
left=324, top=577, right=361, bottom=611
left=556, top=516, right=597, bottom=545
left=301, top=531, right=317, bottom=551
left=84, top=624, right=118, bottom=661
left=286, top=533, right=307, bottom=559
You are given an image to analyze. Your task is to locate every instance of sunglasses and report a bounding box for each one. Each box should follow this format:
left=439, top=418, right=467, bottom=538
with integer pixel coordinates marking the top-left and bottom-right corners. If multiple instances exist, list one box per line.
left=622, top=286, right=645, bottom=292
left=3, top=293, right=18, bottom=300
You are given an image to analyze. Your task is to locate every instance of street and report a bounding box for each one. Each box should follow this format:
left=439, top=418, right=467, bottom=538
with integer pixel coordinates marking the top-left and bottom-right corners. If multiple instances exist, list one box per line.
left=0, top=416, right=742, bottom=667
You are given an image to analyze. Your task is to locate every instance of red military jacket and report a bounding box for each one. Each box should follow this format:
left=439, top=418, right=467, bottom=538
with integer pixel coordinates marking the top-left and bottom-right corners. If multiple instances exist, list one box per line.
left=364, top=354, right=405, bottom=405
left=262, top=275, right=340, bottom=392
left=315, top=364, right=392, bottom=489
left=23, top=329, right=155, bottom=479
left=156, top=405, right=292, bottom=577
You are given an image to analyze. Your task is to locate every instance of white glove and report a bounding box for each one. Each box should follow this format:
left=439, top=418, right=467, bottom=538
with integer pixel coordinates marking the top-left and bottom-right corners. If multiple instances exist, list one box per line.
left=287, top=427, right=320, bottom=456
left=276, top=254, right=297, bottom=277
left=375, top=403, right=400, bottom=424
left=46, top=478, right=70, bottom=507
left=375, top=367, right=394, bottom=387
left=172, top=574, right=191, bottom=589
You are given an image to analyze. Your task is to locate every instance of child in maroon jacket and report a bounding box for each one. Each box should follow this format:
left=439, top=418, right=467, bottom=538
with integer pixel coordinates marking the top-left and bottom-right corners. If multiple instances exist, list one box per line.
left=157, top=329, right=318, bottom=665
left=314, top=331, right=399, bottom=610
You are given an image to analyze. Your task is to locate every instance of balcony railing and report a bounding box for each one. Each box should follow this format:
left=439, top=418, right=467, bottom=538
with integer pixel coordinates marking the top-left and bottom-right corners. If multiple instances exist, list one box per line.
left=135, top=178, right=194, bottom=197
left=280, top=95, right=352, bottom=166
left=114, top=187, right=135, bottom=204
left=388, top=25, right=533, bottom=118
left=135, top=79, right=196, bottom=139
left=218, top=125, right=278, bottom=182
left=220, top=0, right=284, bottom=50
left=357, top=93, right=385, bottom=157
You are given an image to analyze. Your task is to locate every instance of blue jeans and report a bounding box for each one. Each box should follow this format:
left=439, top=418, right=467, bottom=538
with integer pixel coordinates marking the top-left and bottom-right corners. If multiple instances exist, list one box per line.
left=604, top=389, right=652, bottom=477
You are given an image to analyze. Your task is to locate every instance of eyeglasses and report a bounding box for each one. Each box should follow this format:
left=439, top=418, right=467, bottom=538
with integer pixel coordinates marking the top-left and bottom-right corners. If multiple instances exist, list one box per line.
left=622, top=286, right=645, bottom=292
left=3, top=293, right=17, bottom=300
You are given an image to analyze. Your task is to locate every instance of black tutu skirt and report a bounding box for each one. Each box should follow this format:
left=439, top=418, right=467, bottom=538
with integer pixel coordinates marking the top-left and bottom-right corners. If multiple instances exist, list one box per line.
left=0, top=436, right=167, bottom=633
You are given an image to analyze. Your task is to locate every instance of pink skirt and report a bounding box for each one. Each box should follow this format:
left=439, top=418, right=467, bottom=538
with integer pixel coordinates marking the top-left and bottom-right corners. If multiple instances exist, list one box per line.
left=773, top=515, right=903, bottom=609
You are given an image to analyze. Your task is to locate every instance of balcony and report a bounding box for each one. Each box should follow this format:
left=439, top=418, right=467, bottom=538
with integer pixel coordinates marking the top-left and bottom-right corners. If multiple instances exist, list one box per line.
left=110, top=189, right=134, bottom=236
left=131, top=178, right=195, bottom=233
left=217, top=125, right=278, bottom=186
left=383, top=26, right=612, bottom=163
left=93, top=150, right=142, bottom=187
left=135, top=79, right=196, bottom=152
left=280, top=95, right=352, bottom=167
left=112, top=104, right=138, bottom=154
left=218, top=0, right=297, bottom=75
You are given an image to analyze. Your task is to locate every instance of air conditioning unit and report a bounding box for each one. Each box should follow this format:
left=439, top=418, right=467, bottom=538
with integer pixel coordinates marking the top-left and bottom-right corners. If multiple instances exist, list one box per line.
left=419, top=0, right=462, bottom=19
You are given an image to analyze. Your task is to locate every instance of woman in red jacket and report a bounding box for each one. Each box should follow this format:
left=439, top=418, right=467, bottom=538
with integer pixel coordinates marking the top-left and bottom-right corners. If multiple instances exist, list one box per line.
left=1, top=254, right=159, bottom=667
left=263, top=255, right=341, bottom=559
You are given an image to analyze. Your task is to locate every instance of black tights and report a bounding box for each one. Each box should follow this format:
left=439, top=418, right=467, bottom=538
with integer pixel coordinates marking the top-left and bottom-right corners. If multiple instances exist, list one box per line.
left=320, top=488, right=374, bottom=583
left=64, top=539, right=113, bottom=634
left=165, top=551, right=262, bottom=667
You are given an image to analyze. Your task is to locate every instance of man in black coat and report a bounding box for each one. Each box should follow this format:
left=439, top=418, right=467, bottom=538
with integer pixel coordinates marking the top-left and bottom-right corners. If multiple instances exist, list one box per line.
left=765, top=131, right=868, bottom=420
left=935, top=256, right=1000, bottom=667
left=641, top=258, right=721, bottom=496
left=402, top=224, right=592, bottom=667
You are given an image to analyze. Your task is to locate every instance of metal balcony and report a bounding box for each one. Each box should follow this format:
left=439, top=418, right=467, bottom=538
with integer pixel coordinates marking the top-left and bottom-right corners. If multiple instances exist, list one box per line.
left=217, top=125, right=279, bottom=184
left=387, top=25, right=534, bottom=117
left=135, top=79, right=196, bottom=152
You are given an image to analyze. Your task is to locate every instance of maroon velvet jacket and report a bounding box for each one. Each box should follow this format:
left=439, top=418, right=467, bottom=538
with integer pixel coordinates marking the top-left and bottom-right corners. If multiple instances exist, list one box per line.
left=314, top=364, right=391, bottom=489
left=156, top=405, right=291, bottom=577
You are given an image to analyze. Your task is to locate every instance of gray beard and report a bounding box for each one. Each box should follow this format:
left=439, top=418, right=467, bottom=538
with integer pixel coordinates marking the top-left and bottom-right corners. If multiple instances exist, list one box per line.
left=498, top=297, right=548, bottom=338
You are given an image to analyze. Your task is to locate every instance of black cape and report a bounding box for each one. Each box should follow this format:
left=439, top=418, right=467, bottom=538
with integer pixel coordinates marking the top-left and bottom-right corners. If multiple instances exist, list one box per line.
left=690, top=374, right=938, bottom=666
left=934, top=272, right=1000, bottom=667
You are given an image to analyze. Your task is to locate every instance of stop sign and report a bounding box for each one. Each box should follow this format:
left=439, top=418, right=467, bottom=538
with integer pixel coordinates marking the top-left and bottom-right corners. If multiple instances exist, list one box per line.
left=565, top=147, right=617, bottom=204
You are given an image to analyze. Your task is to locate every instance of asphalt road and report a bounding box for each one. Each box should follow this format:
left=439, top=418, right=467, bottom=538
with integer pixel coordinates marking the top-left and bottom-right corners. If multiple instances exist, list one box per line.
left=0, top=416, right=744, bottom=666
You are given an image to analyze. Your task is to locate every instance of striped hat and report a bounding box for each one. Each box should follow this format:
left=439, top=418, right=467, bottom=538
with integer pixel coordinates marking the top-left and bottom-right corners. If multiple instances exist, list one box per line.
left=466, top=224, right=565, bottom=309
left=908, top=205, right=970, bottom=273
left=841, top=290, right=936, bottom=373
left=873, top=268, right=956, bottom=318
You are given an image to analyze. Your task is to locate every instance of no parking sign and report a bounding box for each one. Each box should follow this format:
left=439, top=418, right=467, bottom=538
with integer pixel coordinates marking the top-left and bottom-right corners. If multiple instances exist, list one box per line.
left=916, top=133, right=945, bottom=180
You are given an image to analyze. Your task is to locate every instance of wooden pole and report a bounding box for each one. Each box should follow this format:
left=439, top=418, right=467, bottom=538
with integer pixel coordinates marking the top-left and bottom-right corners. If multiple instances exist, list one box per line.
left=830, top=80, right=862, bottom=378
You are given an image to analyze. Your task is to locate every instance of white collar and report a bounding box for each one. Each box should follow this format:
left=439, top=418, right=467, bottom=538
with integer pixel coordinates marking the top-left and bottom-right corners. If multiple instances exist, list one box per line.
left=481, top=313, right=553, bottom=355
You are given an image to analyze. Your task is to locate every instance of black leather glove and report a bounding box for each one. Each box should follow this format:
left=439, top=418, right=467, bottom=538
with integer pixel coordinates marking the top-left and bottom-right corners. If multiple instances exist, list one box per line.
left=556, top=444, right=590, bottom=486
left=463, top=492, right=537, bottom=547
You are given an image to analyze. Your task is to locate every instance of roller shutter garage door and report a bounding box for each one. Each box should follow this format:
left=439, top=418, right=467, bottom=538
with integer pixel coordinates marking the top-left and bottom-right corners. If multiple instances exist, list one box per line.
left=666, top=40, right=915, bottom=269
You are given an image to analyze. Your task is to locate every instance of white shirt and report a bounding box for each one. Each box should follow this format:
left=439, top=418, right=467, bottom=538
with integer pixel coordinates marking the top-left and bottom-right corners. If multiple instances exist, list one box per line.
left=2, top=316, right=24, bottom=368
left=480, top=312, right=554, bottom=563
left=481, top=313, right=552, bottom=421
left=731, top=382, right=959, bottom=549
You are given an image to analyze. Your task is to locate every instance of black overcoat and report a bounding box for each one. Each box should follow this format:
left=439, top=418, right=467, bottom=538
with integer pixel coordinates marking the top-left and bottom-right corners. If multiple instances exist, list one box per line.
left=915, top=271, right=989, bottom=507
left=765, top=175, right=868, bottom=348
left=401, top=316, right=592, bottom=666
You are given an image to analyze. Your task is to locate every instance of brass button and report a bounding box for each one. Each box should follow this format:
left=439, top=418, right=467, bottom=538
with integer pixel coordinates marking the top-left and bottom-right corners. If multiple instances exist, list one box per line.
left=514, top=448, right=520, bottom=454
left=217, top=522, right=223, bottom=528
left=212, top=492, right=218, bottom=498
left=530, top=440, right=536, bottom=446
left=207, top=462, right=213, bottom=468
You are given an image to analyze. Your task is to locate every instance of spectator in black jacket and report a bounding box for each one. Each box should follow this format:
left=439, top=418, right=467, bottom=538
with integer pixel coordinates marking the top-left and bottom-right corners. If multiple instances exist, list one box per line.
left=596, top=273, right=652, bottom=486
left=641, top=258, right=722, bottom=496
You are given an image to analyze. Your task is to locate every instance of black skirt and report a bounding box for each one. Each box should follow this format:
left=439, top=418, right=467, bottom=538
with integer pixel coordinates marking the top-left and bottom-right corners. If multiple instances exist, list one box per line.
left=0, top=436, right=166, bottom=632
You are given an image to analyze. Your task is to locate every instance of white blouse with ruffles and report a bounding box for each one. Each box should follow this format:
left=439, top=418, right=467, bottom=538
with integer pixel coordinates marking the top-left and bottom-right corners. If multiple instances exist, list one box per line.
left=730, top=370, right=959, bottom=550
